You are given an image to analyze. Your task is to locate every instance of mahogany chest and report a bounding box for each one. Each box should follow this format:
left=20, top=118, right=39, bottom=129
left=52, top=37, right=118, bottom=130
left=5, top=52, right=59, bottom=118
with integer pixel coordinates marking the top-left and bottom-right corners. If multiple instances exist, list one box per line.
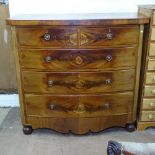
left=7, top=13, right=149, bottom=134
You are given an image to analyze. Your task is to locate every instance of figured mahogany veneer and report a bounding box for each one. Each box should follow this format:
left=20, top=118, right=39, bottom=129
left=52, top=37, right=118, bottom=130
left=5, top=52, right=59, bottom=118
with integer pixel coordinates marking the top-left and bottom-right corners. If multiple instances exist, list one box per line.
left=7, top=13, right=149, bottom=134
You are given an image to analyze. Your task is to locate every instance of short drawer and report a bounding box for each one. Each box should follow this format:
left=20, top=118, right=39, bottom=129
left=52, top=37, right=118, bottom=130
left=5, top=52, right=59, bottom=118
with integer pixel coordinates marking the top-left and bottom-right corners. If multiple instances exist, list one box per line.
left=141, top=111, right=155, bottom=121
left=147, top=59, right=155, bottom=70
left=149, top=43, right=155, bottom=56
left=17, top=27, right=78, bottom=48
left=25, top=92, right=133, bottom=118
left=79, top=26, right=139, bottom=47
left=153, top=11, right=155, bottom=25
left=151, top=27, right=155, bottom=41
left=20, top=47, right=136, bottom=71
left=145, top=72, right=155, bottom=84
left=22, top=70, right=135, bottom=94
left=142, top=98, right=155, bottom=110
left=144, top=86, right=155, bottom=96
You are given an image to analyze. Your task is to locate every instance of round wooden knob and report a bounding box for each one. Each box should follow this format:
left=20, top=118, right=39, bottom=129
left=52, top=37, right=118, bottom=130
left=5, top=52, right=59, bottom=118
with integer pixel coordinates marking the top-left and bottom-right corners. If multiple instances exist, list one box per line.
left=150, top=102, right=155, bottom=107
left=43, top=33, right=51, bottom=41
left=151, top=89, right=155, bottom=94
left=148, top=114, right=154, bottom=120
left=153, top=76, right=155, bottom=81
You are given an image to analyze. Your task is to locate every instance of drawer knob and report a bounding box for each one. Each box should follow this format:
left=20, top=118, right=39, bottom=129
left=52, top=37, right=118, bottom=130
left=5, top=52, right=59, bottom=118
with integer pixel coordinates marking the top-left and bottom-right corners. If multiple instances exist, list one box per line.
left=49, top=104, right=55, bottom=110
left=106, top=55, right=113, bottom=62
left=151, top=89, right=155, bottom=94
left=105, top=79, right=112, bottom=85
left=75, top=80, right=85, bottom=89
left=102, top=103, right=110, bottom=109
left=148, top=114, right=154, bottom=120
left=106, top=33, right=113, bottom=40
left=150, top=102, right=155, bottom=107
left=45, top=56, right=52, bottom=63
left=43, top=33, right=51, bottom=41
left=48, top=80, right=54, bottom=87
left=106, top=28, right=113, bottom=40
left=153, top=76, right=155, bottom=81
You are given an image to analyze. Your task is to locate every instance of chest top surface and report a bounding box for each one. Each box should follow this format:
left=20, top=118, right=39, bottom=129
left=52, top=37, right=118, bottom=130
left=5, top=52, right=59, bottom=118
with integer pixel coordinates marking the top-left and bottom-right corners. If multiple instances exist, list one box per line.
left=7, top=13, right=149, bottom=26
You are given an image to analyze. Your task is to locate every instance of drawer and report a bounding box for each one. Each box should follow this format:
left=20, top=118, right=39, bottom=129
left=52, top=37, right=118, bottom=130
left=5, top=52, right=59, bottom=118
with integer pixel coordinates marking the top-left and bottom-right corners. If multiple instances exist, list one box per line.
left=151, top=27, right=155, bottom=41
left=79, top=26, right=139, bottom=47
left=142, top=98, right=155, bottom=110
left=141, top=111, right=155, bottom=121
left=25, top=92, right=133, bottom=118
left=20, top=47, right=136, bottom=71
left=144, top=86, right=155, bottom=96
left=145, top=72, right=155, bottom=84
left=153, top=11, right=155, bottom=25
left=147, top=59, right=155, bottom=70
left=22, top=70, right=135, bottom=94
left=149, top=43, right=155, bottom=56
left=17, top=27, right=78, bottom=48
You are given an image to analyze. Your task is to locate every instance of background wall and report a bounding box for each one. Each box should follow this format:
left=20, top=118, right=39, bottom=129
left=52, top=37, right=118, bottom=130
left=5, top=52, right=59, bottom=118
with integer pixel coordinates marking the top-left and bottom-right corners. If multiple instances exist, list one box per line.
left=9, top=0, right=155, bottom=16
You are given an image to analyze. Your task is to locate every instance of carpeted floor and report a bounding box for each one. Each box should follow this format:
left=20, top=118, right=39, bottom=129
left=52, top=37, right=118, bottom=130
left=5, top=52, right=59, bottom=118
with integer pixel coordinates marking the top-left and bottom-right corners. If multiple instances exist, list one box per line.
left=0, top=108, right=155, bottom=155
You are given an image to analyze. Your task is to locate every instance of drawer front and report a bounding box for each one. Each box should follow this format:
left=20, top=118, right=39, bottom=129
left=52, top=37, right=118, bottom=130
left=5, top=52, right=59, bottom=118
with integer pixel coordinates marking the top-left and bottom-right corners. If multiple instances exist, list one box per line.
left=147, top=59, right=155, bottom=70
left=144, top=86, right=155, bottom=97
left=149, top=43, right=155, bottom=56
left=145, top=72, right=155, bottom=84
left=22, top=70, right=135, bottom=94
left=25, top=92, right=133, bottom=117
left=20, top=47, right=136, bottom=70
left=141, top=111, right=155, bottom=121
left=17, top=27, right=78, bottom=48
left=153, top=12, right=155, bottom=25
left=151, top=28, right=155, bottom=41
left=142, top=98, right=155, bottom=110
left=80, top=26, right=139, bottom=47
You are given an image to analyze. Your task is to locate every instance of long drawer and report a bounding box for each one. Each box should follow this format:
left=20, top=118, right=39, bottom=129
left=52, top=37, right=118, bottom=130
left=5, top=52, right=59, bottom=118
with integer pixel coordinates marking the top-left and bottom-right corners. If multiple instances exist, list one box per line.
left=22, top=70, right=135, bottom=94
left=20, top=47, right=136, bottom=71
left=25, top=92, right=133, bottom=118
left=17, top=26, right=139, bottom=48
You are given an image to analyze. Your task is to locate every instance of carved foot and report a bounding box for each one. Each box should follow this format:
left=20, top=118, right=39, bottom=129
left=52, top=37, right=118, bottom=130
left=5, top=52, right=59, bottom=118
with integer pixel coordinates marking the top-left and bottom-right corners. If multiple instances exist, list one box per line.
left=23, top=126, right=33, bottom=135
left=125, top=123, right=136, bottom=132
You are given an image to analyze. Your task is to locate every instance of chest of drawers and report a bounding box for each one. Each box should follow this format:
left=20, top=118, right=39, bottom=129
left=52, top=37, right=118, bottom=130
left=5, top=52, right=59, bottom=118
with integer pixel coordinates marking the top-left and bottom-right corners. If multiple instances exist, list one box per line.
left=138, top=5, right=155, bottom=130
left=7, top=13, right=149, bottom=134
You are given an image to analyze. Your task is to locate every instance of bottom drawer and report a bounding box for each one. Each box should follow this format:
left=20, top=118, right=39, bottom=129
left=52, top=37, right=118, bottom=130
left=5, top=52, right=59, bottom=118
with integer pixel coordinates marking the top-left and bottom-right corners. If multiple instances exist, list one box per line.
left=25, top=92, right=133, bottom=118
left=141, top=111, right=155, bottom=121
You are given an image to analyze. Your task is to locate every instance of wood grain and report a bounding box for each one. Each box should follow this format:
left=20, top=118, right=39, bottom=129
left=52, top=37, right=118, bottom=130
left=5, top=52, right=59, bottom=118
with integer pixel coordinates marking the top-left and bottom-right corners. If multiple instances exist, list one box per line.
left=20, top=47, right=136, bottom=71
left=26, top=114, right=130, bottom=134
left=22, top=70, right=135, bottom=94
left=17, top=27, right=78, bottom=48
left=25, top=92, right=133, bottom=118
left=142, top=98, right=155, bottom=110
left=79, top=26, right=139, bottom=47
left=141, top=111, right=155, bottom=121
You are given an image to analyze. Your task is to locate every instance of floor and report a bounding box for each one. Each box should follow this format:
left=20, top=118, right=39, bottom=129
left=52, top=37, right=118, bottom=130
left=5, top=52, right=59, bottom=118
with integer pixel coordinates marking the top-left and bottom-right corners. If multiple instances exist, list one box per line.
left=0, top=108, right=155, bottom=155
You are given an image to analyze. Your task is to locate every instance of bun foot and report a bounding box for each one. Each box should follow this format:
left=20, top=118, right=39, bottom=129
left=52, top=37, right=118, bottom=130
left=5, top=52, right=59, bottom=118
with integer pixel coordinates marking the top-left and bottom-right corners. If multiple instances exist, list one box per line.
left=125, top=123, right=136, bottom=132
left=23, top=126, right=33, bottom=135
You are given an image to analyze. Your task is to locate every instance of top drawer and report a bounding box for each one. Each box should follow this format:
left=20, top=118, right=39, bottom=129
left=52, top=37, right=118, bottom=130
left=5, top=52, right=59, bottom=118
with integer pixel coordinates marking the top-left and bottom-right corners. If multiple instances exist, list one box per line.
left=16, top=26, right=139, bottom=48
left=17, top=27, right=78, bottom=48
left=79, top=26, right=139, bottom=47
